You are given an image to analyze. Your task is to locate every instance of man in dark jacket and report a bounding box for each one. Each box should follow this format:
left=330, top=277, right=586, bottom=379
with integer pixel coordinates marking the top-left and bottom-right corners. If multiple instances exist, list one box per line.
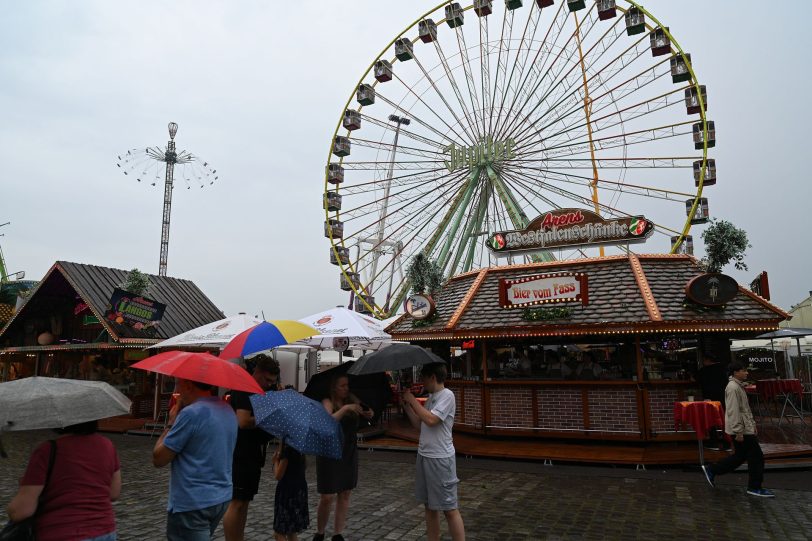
left=697, top=354, right=728, bottom=450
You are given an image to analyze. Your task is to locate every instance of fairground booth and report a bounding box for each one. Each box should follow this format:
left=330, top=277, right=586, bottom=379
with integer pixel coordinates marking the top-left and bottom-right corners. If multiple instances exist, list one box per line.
left=387, top=250, right=788, bottom=445
left=0, top=261, right=224, bottom=417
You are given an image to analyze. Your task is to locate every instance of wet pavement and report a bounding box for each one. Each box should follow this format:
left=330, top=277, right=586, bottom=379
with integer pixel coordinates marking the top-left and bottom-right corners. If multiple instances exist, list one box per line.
left=1, top=431, right=811, bottom=540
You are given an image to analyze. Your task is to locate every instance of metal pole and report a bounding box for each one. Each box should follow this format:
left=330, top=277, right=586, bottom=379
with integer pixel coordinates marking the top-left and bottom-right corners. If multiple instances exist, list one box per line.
left=159, top=123, right=179, bottom=277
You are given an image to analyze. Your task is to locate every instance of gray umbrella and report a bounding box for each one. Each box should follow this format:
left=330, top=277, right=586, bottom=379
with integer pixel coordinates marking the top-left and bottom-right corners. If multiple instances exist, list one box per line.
left=347, top=343, right=445, bottom=375
left=0, top=377, right=132, bottom=431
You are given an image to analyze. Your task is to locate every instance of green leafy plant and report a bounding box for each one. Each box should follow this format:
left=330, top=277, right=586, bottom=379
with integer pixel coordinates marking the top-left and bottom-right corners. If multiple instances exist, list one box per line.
left=701, top=219, right=751, bottom=273
left=406, top=253, right=444, bottom=296
left=521, top=306, right=572, bottom=321
left=120, top=268, right=151, bottom=297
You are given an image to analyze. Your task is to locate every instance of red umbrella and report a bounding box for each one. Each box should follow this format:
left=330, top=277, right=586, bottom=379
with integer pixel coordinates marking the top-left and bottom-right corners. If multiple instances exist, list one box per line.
left=131, top=351, right=263, bottom=393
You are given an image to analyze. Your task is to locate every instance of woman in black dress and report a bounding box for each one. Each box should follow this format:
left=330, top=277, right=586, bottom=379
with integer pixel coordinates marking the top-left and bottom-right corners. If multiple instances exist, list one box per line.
left=313, top=375, right=373, bottom=541
left=273, top=440, right=308, bottom=540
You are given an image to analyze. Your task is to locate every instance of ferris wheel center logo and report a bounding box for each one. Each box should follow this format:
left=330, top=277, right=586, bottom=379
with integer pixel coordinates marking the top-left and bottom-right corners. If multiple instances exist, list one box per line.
left=444, top=137, right=516, bottom=172
left=488, top=208, right=654, bottom=253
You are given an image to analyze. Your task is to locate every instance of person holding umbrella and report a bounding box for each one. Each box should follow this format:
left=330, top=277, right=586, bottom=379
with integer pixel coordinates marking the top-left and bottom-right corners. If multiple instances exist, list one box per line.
left=2, top=377, right=129, bottom=541
left=313, top=374, right=373, bottom=541
left=402, top=363, right=466, bottom=541
left=152, top=377, right=238, bottom=540
left=223, top=355, right=281, bottom=541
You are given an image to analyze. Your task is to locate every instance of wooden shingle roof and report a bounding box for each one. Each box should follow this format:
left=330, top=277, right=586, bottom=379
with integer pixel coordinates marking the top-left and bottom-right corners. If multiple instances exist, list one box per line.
left=386, top=254, right=789, bottom=340
left=0, top=261, right=224, bottom=344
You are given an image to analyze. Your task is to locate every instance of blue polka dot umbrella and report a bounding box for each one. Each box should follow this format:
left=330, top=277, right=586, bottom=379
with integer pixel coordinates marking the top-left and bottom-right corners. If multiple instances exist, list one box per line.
left=250, top=389, right=343, bottom=459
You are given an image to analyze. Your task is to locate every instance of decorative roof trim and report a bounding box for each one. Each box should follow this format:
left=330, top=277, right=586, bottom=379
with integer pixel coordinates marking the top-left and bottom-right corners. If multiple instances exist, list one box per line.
left=736, top=286, right=791, bottom=320
left=446, top=268, right=489, bottom=331
left=628, top=254, right=662, bottom=322
left=389, top=319, right=783, bottom=341
left=0, top=263, right=58, bottom=339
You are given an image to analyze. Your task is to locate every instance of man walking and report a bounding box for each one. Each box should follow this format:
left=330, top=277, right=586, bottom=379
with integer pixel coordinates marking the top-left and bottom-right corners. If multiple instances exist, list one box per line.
left=223, top=355, right=280, bottom=541
left=701, top=362, right=774, bottom=497
left=402, top=363, right=465, bottom=541
left=153, top=378, right=238, bottom=540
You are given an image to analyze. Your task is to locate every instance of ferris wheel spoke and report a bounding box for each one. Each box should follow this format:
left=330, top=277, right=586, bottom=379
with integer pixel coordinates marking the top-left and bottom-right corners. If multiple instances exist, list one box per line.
left=513, top=156, right=699, bottom=169
left=528, top=166, right=696, bottom=202
left=446, top=176, right=489, bottom=275
left=349, top=136, right=445, bottom=160
left=409, top=55, right=479, bottom=145
left=430, top=38, right=483, bottom=142
left=501, top=164, right=684, bottom=237
left=490, top=2, right=543, bottom=139
left=359, top=114, right=448, bottom=149
left=339, top=166, right=450, bottom=194
left=496, top=6, right=605, bottom=143
left=523, top=120, right=695, bottom=161
left=519, top=58, right=671, bottom=149
left=452, top=26, right=484, bottom=137
left=479, top=14, right=491, bottom=134
left=338, top=169, right=465, bottom=220
left=531, top=86, right=687, bottom=152
left=374, top=91, right=464, bottom=146
left=340, top=169, right=467, bottom=226
left=504, top=17, right=649, bottom=145
left=489, top=4, right=514, bottom=137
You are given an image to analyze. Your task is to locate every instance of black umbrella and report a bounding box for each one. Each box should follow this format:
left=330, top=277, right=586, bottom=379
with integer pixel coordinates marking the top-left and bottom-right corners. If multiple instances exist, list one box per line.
left=303, top=362, right=391, bottom=425
left=347, top=343, right=445, bottom=375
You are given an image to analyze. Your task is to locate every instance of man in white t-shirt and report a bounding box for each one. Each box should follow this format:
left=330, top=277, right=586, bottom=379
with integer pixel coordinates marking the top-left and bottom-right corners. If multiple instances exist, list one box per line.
left=402, top=363, right=466, bottom=541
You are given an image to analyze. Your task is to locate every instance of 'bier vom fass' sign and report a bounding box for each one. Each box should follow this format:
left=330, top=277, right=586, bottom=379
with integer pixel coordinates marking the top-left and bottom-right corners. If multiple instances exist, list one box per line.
left=685, top=273, right=739, bottom=306
left=488, top=208, right=654, bottom=254
left=498, top=273, right=589, bottom=308
left=104, top=288, right=166, bottom=330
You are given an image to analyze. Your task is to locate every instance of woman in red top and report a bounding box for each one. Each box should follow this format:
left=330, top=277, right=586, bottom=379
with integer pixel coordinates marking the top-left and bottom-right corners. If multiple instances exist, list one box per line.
left=5, top=420, right=121, bottom=541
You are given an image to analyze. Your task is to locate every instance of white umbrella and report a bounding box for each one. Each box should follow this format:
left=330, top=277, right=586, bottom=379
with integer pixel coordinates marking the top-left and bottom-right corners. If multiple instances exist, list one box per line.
left=148, top=313, right=262, bottom=349
left=0, top=377, right=132, bottom=431
left=297, top=307, right=392, bottom=351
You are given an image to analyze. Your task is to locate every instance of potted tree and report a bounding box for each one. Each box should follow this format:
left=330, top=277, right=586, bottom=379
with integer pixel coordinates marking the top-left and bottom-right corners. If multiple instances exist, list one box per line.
left=685, top=220, right=751, bottom=307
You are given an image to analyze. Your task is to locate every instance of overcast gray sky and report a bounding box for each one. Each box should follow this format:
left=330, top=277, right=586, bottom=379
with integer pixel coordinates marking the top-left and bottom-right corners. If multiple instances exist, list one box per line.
left=1, top=1, right=810, bottom=319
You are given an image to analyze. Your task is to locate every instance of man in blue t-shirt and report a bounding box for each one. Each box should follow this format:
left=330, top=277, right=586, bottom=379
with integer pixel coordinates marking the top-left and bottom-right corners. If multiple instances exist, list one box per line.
left=153, top=378, right=238, bottom=541
left=402, top=362, right=465, bottom=541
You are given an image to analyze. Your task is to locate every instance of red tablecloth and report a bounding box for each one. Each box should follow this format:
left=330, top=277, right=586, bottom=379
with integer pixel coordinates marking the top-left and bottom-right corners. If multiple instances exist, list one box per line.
left=674, top=401, right=724, bottom=440
left=756, top=379, right=803, bottom=400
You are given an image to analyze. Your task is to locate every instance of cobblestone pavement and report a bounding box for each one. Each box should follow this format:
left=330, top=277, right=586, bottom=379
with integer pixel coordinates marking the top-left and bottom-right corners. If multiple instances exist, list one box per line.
left=2, top=431, right=811, bottom=540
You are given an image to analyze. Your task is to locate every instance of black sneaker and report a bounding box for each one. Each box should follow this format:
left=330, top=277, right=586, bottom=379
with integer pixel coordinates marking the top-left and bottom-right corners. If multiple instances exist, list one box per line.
left=313, top=535, right=325, bottom=541
left=332, top=535, right=346, bottom=541
left=701, top=465, right=715, bottom=488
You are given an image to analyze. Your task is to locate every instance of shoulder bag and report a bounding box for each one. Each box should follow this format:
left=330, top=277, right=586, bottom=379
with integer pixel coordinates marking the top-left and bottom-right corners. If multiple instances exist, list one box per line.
left=0, top=440, right=57, bottom=541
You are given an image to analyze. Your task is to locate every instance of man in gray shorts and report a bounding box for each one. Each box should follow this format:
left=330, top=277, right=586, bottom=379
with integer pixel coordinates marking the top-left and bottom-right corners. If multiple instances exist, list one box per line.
left=402, top=363, right=466, bottom=541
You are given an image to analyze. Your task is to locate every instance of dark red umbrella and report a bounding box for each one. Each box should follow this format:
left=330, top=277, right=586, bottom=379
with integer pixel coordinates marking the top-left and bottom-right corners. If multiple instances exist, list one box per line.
left=131, top=351, right=262, bottom=393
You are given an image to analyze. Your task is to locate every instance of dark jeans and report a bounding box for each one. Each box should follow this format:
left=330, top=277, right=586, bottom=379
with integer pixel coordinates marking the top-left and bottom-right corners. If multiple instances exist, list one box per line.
left=709, top=434, right=764, bottom=490
left=166, top=501, right=228, bottom=541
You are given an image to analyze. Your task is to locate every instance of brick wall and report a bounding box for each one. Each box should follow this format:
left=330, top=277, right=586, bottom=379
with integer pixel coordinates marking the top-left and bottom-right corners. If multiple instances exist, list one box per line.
left=537, top=387, right=584, bottom=430
left=587, top=388, right=639, bottom=433
left=648, top=386, right=682, bottom=433
left=489, top=387, right=534, bottom=428
left=447, top=384, right=482, bottom=428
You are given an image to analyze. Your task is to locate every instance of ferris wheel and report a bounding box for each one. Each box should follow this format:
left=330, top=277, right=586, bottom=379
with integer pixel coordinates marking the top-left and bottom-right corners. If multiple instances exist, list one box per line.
left=324, top=0, right=715, bottom=318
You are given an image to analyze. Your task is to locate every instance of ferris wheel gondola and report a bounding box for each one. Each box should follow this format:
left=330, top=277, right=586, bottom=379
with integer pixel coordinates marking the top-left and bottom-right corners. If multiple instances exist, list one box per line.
left=324, top=1, right=715, bottom=318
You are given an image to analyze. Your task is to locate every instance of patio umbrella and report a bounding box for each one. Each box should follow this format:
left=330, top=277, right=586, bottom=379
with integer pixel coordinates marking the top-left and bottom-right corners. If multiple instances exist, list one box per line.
left=756, top=328, right=812, bottom=383
left=148, top=313, right=262, bottom=349
left=297, top=307, right=392, bottom=351
left=250, top=389, right=342, bottom=459
left=220, top=320, right=319, bottom=360
left=131, top=350, right=262, bottom=393
left=303, top=362, right=391, bottom=425
left=347, top=343, right=445, bottom=375
left=0, top=377, right=132, bottom=431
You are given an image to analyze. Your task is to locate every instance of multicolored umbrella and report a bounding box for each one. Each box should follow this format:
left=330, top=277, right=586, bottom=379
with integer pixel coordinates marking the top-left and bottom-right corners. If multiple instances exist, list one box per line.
left=131, top=350, right=263, bottom=393
left=219, top=320, right=319, bottom=360
left=250, top=389, right=342, bottom=459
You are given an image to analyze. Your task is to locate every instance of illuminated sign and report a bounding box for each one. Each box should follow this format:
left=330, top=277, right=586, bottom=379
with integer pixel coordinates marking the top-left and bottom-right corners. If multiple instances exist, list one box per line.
left=488, top=208, right=654, bottom=254
left=498, top=273, right=589, bottom=308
